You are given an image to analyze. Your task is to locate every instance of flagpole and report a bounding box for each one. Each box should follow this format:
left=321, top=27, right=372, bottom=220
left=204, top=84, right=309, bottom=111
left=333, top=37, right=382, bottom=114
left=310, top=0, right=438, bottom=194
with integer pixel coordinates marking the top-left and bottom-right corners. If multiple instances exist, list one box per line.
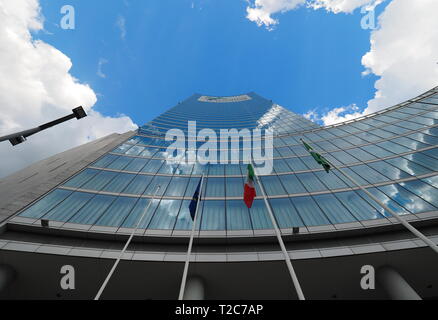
left=327, top=160, right=438, bottom=255
left=94, top=185, right=161, bottom=300
left=178, top=174, right=205, bottom=300
left=253, top=166, right=306, bottom=300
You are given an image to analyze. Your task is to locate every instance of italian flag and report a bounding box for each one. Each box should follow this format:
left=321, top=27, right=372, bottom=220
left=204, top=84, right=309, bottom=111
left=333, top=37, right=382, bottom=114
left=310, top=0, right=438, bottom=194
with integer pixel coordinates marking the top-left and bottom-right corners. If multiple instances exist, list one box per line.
left=244, top=164, right=256, bottom=208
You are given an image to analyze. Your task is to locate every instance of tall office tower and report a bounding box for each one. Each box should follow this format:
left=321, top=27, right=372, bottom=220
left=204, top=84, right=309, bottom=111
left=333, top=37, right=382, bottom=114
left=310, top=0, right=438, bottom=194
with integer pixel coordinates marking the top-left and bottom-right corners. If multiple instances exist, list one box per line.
left=1, top=88, right=438, bottom=299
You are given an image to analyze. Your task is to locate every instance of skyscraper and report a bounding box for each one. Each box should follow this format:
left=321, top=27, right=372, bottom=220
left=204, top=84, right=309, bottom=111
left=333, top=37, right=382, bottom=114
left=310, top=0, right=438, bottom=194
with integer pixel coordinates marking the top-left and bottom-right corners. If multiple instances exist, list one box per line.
left=1, top=88, right=438, bottom=299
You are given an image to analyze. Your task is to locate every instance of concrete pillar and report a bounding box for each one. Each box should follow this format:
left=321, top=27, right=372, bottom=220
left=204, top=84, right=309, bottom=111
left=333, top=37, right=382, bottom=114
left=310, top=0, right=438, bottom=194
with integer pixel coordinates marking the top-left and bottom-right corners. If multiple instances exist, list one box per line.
left=0, top=265, right=15, bottom=293
left=183, top=276, right=205, bottom=300
left=377, top=266, right=421, bottom=300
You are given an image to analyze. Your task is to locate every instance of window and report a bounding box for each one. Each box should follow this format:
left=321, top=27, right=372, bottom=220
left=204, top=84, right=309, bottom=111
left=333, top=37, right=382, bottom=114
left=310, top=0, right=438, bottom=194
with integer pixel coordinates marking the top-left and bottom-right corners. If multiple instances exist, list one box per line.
left=43, top=192, right=94, bottom=222
left=69, top=194, right=116, bottom=225
left=296, top=172, right=327, bottom=192
left=63, top=169, right=100, bottom=188
left=121, top=198, right=160, bottom=228
left=201, top=200, right=225, bottom=230
left=226, top=200, right=252, bottom=230
left=335, top=191, right=384, bottom=221
left=290, top=196, right=331, bottom=226
left=19, top=189, right=72, bottom=219
left=270, top=198, right=304, bottom=228
left=313, top=193, right=356, bottom=224
left=95, top=197, right=138, bottom=227
left=260, top=175, right=287, bottom=195
left=148, top=199, right=182, bottom=229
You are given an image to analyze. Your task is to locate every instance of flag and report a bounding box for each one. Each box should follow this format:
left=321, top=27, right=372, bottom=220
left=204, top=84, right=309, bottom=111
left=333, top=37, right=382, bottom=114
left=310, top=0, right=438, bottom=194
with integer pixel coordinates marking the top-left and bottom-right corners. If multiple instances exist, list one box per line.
left=301, top=139, right=331, bottom=173
left=244, top=164, right=256, bottom=208
left=189, top=179, right=202, bottom=221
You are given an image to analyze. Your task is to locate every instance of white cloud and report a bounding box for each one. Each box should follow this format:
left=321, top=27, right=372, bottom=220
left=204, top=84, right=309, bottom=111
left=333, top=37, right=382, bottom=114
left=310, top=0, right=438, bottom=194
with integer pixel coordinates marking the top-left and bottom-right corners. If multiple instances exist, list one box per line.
left=362, top=0, right=438, bottom=114
left=308, top=0, right=383, bottom=14
left=116, top=15, right=126, bottom=40
left=0, top=0, right=137, bottom=178
left=302, top=109, right=320, bottom=122
left=245, top=0, right=381, bottom=28
left=252, top=0, right=437, bottom=126
left=318, top=0, right=438, bottom=125
left=246, top=0, right=306, bottom=28
left=97, top=58, right=108, bottom=78
left=320, top=104, right=363, bottom=125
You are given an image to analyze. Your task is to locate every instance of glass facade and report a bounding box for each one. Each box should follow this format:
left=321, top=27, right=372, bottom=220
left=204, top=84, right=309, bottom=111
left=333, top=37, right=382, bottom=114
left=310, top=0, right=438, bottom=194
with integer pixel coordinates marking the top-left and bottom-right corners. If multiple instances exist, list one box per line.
left=17, top=92, right=438, bottom=233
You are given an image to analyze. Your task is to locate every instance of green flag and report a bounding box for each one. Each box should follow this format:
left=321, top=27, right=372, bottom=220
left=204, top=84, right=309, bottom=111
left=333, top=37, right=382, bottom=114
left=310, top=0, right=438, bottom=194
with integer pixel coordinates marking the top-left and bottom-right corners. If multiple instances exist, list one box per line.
left=300, top=139, right=331, bottom=173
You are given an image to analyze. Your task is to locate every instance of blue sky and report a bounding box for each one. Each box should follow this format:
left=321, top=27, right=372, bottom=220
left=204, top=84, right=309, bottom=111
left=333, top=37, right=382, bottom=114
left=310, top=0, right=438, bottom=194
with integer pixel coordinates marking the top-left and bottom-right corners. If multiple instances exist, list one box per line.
left=37, top=0, right=384, bottom=126
left=2, top=0, right=436, bottom=178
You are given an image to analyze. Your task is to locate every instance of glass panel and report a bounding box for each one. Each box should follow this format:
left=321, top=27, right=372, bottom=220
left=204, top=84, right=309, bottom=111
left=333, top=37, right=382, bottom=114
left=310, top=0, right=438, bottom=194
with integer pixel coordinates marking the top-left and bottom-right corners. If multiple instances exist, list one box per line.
left=273, top=159, right=291, bottom=173
left=226, top=200, right=252, bottom=230
left=296, top=172, right=327, bottom=192
left=422, top=175, right=438, bottom=188
left=391, top=136, right=429, bottom=150
left=378, top=184, right=436, bottom=214
left=123, top=175, right=152, bottom=195
left=335, top=191, right=384, bottom=220
left=148, top=199, right=182, bottom=229
left=398, top=180, right=438, bottom=208
left=403, top=153, right=438, bottom=171
left=385, top=157, right=430, bottom=176
left=226, top=177, right=244, bottom=197
left=377, top=141, right=411, bottom=154
left=260, top=175, right=287, bottom=195
left=205, top=177, right=225, bottom=197
left=43, top=192, right=94, bottom=222
left=357, top=188, right=409, bottom=217
left=81, top=170, right=119, bottom=191
left=63, top=169, right=100, bottom=188
left=249, top=199, right=273, bottom=229
left=92, top=154, right=119, bottom=168
left=367, top=161, right=410, bottom=180
left=143, top=176, right=171, bottom=196
left=361, top=145, right=393, bottom=157
left=408, top=132, right=438, bottom=146
left=350, top=164, right=389, bottom=184
left=279, top=174, right=307, bottom=194
left=106, top=156, right=133, bottom=170
left=19, top=189, right=72, bottom=219
left=314, top=170, right=349, bottom=189
left=95, top=197, right=138, bottom=227
left=208, top=164, right=225, bottom=175
left=225, top=164, right=242, bottom=175
left=284, top=157, right=308, bottom=171
left=164, top=177, right=189, bottom=197
left=124, top=158, right=149, bottom=172
left=174, top=200, right=195, bottom=230
left=345, top=148, right=376, bottom=161
left=141, top=159, right=164, bottom=174
left=125, top=145, right=145, bottom=156
left=313, top=193, right=356, bottom=224
left=102, top=173, right=136, bottom=193
left=291, top=196, right=331, bottom=226
left=201, top=200, right=225, bottom=230
left=270, top=198, right=304, bottom=227
left=69, top=194, right=116, bottom=225
left=121, top=198, right=160, bottom=228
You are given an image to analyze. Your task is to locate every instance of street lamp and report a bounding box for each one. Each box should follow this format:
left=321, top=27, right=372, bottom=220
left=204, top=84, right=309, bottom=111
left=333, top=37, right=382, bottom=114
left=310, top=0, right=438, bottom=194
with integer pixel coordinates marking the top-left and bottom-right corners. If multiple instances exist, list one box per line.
left=0, top=107, right=87, bottom=146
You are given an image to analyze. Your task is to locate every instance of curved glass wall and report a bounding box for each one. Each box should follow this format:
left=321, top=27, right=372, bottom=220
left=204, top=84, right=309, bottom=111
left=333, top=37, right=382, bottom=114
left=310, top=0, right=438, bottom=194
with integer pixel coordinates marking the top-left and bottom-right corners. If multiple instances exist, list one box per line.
left=17, top=91, right=438, bottom=233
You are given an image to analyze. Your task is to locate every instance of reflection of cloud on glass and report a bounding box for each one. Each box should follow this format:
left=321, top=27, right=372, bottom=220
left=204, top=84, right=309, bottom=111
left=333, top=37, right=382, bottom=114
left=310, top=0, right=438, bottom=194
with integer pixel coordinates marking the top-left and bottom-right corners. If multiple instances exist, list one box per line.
left=380, top=184, right=430, bottom=214
left=157, top=199, right=181, bottom=218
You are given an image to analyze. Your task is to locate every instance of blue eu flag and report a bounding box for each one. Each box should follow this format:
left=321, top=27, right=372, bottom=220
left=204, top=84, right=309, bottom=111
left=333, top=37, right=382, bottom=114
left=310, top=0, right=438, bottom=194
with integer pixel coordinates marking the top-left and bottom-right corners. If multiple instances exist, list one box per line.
left=189, top=179, right=202, bottom=221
